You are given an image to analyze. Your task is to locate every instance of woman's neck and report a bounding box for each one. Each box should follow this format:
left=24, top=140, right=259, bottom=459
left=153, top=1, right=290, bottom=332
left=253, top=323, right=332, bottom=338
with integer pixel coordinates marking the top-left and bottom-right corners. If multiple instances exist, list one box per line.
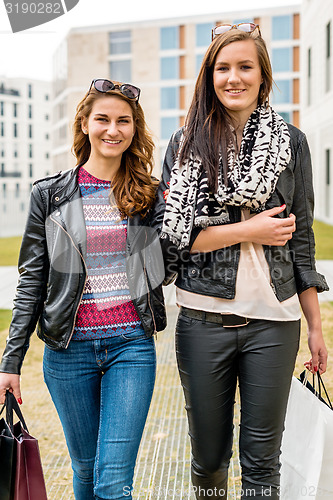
left=82, top=157, right=121, bottom=182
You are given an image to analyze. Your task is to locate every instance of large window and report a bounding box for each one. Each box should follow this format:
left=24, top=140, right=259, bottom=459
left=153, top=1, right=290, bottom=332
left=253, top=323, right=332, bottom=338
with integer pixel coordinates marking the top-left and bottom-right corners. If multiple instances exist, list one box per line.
left=13, top=103, right=17, bottom=117
left=160, top=27, right=179, bottom=50
left=28, top=83, right=32, bottom=98
left=307, top=47, right=312, bottom=106
left=326, top=149, right=331, bottom=217
left=0, top=122, right=4, bottom=137
left=278, top=111, right=291, bottom=123
left=272, top=15, right=293, bottom=41
left=272, top=80, right=292, bottom=104
left=161, top=87, right=178, bottom=109
left=196, top=23, right=212, bottom=47
left=109, top=31, right=131, bottom=54
left=272, top=47, right=292, bottom=72
left=0, top=101, right=4, bottom=116
left=161, top=57, right=179, bottom=80
left=13, top=123, right=18, bottom=138
left=161, top=117, right=178, bottom=140
left=109, top=60, right=131, bottom=83
left=28, top=104, right=32, bottom=119
left=326, top=21, right=331, bottom=92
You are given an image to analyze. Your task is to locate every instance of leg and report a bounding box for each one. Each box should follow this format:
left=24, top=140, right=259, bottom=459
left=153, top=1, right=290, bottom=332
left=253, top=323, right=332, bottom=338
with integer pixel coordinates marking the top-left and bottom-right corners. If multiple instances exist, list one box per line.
left=175, top=312, right=239, bottom=500
left=43, top=341, right=101, bottom=500
left=93, top=330, right=156, bottom=500
left=238, top=319, right=300, bottom=499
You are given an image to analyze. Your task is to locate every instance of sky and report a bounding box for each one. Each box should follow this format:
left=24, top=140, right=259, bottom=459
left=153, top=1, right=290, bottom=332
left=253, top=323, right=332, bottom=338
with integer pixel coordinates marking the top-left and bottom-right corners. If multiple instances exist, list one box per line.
left=0, top=0, right=301, bottom=81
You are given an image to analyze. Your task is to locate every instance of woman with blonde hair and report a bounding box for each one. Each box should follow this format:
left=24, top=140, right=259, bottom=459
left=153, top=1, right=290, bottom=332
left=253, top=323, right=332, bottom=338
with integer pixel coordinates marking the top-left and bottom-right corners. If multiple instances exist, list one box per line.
left=153, top=25, right=328, bottom=499
left=0, top=79, right=166, bottom=500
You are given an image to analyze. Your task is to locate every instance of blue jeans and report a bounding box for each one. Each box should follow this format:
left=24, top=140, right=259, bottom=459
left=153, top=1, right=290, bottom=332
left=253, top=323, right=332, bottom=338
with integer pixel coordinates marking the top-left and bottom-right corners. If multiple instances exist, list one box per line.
left=43, top=328, right=156, bottom=500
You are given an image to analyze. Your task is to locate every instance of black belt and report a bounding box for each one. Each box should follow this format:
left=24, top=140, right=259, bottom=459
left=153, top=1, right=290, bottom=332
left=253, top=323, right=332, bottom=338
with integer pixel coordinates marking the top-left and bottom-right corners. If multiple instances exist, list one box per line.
left=180, top=306, right=251, bottom=328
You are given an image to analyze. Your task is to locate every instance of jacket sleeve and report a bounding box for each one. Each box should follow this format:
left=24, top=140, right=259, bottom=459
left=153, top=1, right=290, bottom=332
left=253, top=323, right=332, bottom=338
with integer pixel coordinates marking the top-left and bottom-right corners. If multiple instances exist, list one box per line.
left=151, top=129, right=202, bottom=285
left=288, top=132, right=329, bottom=295
left=0, top=184, right=49, bottom=375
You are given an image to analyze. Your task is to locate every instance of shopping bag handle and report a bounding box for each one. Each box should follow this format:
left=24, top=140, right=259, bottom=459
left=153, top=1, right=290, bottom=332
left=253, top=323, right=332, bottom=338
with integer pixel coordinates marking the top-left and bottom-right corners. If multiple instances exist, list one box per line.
left=300, top=370, right=333, bottom=410
left=0, top=390, right=29, bottom=433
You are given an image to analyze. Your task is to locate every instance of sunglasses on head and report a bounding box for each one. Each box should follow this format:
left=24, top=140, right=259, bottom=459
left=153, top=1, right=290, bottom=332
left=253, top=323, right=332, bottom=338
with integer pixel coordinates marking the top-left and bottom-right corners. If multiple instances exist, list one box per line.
left=89, top=79, right=141, bottom=102
left=212, top=23, right=261, bottom=41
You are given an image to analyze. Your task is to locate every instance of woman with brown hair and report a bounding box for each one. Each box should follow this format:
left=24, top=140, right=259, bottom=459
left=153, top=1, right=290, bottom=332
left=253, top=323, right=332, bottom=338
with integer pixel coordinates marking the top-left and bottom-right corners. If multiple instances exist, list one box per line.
left=0, top=79, right=166, bottom=500
left=153, top=25, right=328, bottom=499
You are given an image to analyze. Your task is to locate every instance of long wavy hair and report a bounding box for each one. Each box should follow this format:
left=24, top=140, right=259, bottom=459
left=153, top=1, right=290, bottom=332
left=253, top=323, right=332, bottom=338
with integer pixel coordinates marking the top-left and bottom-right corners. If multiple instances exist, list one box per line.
left=179, top=29, right=273, bottom=191
left=72, top=87, right=157, bottom=218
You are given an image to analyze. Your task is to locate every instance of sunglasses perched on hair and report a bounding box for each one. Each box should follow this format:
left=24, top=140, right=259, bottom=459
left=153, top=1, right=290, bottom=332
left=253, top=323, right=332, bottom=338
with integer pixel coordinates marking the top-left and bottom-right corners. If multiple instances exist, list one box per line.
left=212, top=23, right=261, bottom=41
left=89, top=79, right=141, bottom=102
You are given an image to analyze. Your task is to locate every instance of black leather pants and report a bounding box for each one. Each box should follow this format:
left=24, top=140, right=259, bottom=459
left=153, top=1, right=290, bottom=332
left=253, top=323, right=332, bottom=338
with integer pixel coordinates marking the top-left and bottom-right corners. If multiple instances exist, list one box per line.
left=175, top=311, right=300, bottom=499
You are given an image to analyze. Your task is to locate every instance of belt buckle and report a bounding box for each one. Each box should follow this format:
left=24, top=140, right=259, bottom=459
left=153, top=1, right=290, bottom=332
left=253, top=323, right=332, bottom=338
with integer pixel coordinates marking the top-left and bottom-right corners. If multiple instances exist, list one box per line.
left=221, top=315, right=250, bottom=328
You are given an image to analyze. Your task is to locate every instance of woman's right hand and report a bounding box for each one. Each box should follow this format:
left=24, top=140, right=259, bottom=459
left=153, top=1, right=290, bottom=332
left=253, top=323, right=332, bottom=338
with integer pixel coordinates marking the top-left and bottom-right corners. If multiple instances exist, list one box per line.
left=246, top=205, right=296, bottom=246
left=0, top=373, right=22, bottom=405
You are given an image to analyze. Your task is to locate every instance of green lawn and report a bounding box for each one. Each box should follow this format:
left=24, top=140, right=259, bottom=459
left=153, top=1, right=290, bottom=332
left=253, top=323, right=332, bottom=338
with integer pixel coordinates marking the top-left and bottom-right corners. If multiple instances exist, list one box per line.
left=0, top=309, right=12, bottom=331
left=313, top=220, right=333, bottom=260
left=0, top=236, right=21, bottom=266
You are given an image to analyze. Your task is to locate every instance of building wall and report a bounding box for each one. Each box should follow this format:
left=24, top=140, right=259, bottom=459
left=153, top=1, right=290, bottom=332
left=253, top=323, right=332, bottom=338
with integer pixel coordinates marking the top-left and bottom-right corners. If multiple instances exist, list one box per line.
left=52, top=6, right=301, bottom=176
left=301, top=0, right=333, bottom=224
left=0, top=77, right=51, bottom=236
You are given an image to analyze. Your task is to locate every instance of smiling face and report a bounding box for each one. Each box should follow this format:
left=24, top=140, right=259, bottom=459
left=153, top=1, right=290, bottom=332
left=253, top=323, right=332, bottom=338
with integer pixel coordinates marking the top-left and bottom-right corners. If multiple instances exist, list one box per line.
left=82, top=95, right=135, bottom=168
left=213, top=39, right=263, bottom=125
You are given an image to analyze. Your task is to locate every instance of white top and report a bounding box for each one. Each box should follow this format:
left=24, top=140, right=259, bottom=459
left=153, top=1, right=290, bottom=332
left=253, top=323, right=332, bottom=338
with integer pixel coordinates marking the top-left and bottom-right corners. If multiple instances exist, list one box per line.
left=177, top=210, right=301, bottom=321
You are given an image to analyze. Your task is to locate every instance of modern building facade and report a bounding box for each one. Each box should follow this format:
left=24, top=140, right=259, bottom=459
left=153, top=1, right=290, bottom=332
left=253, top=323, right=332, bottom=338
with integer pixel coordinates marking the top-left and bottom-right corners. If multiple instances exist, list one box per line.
left=300, top=0, right=333, bottom=224
left=52, top=5, right=301, bottom=175
left=0, top=78, right=51, bottom=236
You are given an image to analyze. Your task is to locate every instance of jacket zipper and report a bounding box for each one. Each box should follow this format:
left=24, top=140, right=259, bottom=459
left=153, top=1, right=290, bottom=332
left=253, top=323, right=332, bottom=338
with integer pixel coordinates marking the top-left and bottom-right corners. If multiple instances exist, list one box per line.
left=50, top=214, right=88, bottom=348
left=142, top=231, right=157, bottom=335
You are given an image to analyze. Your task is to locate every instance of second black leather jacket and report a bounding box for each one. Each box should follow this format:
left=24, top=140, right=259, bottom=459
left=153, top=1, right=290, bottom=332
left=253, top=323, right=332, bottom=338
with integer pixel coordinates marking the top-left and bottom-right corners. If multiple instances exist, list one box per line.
left=0, top=166, right=166, bottom=375
left=152, top=124, right=329, bottom=300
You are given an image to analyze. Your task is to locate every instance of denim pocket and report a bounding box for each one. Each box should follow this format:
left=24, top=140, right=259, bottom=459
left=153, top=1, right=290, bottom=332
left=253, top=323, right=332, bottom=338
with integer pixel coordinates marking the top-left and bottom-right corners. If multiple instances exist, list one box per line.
left=121, top=326, right=148, bottom=340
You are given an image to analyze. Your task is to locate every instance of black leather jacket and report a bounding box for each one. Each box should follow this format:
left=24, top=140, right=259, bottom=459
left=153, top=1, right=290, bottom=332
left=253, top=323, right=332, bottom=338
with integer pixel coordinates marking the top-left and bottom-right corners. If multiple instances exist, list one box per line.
left=0, top=166, right=166, bottom=375
left=152, top=124, right=328, bottom=301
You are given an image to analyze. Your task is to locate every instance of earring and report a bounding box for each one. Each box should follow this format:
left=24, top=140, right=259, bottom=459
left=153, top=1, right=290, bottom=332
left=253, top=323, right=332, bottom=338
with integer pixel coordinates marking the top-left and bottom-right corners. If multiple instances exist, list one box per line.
left=82, top=129, right=88, bottom=135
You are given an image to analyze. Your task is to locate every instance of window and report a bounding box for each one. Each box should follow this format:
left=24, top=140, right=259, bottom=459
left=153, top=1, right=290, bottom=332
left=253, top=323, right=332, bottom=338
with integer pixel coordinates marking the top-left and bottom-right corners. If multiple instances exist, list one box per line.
left=45, top=133, right=49, bottom=140
left=272, top=80, right=292, bottom=104
left=307, top=47, right=312, bottom=106
left=109, top=31, right=131, bottom=54
left=28, top=104, right=32, bottom=119
left=0, top=122, right=4, bottom=137
left=161, top=117, right=178, bottom=140
left=325, top=149, right=331, bottom=216
left=29, top=164, right=33, bottom=178
left=160, top=27, right=179, bottom=50
left=29, top=144, right=33, bottom=158
left=28, top=83, right=32, bottom=98
left=272, top=15, right=293, bottom=40
left=109, top=60, right=131, bottom=82
left=196, top=23, right=212, bottom=47
left=45, top=153, right=49, bottom=159
left=13, top=103, right=17, bottom=117
left=0, top=163, right=4, bottom=176
left=45, top=114, right=49, bottom=121
left=0, top=143, right=4, bottom=157
left=326, top=21, right=331, bottom=92
left=272, top=47, right=292, bottom=72
left=15, top=183, right=20, bottom=198
left=161, top=87, right=179, bottom=109
left=2, top=183, right=6, bottom=198
left=13, top=145, right=18, bottom=158
left=196, top=54, right=204, bottom=75
left=0, top=101, right=4, bottom=116
left=45, top=94, right=49, bottom=101
left=161, top=57, right=179, bottom=80
left=28, top=124, right=33, bottom=139
left=13, top=123, right=18, bottom=138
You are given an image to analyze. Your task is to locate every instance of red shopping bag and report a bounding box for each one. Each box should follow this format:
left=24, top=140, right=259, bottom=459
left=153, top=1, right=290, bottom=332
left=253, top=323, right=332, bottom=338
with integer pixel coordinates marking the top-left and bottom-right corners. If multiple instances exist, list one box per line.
left=5, top=391, right=48, bottom=500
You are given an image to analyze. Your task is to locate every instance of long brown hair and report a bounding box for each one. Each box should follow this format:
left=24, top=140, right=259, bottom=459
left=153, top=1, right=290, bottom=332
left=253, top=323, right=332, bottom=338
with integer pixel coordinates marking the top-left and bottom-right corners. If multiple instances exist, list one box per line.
left=72, top=87, right=157, bottom=218
left=179, top=30, right=273, bottom=191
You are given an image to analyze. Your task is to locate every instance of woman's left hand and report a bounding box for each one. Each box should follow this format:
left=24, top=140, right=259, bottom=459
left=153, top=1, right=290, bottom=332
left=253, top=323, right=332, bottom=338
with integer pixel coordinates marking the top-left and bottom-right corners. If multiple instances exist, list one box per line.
left=304, top=328, right=328, bottom=374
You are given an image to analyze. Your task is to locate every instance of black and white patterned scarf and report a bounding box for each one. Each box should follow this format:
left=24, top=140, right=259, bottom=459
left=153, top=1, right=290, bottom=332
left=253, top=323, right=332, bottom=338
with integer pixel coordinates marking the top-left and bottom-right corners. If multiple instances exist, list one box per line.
left=161, top=105, right=291, bottom=249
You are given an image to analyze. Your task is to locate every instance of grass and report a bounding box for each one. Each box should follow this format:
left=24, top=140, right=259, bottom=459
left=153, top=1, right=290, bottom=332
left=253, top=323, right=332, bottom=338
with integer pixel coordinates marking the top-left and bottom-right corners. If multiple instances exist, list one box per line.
left=0, top=236, right=21, bottom=266
left=313, top=220, right=333, bottom=260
